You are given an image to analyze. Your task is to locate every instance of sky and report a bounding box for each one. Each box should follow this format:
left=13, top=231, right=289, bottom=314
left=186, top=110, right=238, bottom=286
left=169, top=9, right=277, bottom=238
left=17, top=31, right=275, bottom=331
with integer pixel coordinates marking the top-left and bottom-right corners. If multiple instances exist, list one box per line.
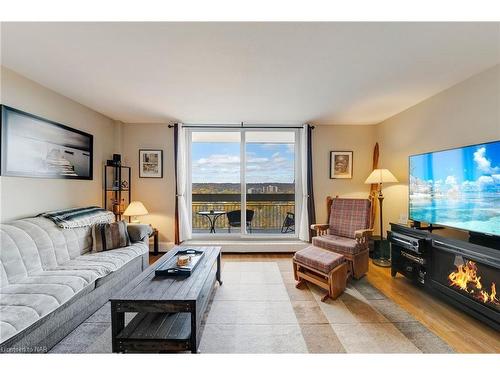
left=192, top=142, right=295, bottom=183
left=410, top=141, right=500, bottom=191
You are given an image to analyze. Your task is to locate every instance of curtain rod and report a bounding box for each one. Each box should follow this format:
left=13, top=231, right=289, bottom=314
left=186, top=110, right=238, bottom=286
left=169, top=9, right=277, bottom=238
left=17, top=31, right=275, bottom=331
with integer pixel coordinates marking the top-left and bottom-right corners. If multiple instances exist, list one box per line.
left=167, top=123, right=314, bottom=129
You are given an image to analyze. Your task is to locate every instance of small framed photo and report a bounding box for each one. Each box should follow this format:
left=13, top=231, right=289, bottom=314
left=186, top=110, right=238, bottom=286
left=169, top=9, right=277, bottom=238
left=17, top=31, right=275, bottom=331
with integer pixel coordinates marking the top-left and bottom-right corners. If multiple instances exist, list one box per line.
left=139, top=149, right=163, bottom=178
left=330, top=151, right=353, bottom=179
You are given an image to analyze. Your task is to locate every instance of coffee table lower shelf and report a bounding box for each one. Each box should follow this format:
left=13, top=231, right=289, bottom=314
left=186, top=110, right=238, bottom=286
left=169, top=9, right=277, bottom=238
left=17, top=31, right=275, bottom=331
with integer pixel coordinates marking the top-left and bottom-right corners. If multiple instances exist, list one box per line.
left=116, top=312, right=192, bottom=353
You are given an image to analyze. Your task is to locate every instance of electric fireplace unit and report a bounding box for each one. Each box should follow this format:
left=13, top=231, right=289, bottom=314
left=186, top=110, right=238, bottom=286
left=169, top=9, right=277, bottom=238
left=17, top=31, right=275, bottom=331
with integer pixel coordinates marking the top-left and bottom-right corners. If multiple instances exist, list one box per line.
left=429, top=237, right=499, bottom=330
left=390, top=223, right=500, bottom=331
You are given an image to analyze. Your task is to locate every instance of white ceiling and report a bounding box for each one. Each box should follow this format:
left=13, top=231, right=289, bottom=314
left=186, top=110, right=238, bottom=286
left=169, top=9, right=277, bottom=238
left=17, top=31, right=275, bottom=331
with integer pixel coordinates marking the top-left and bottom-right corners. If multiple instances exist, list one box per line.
left=1, top=22, right=500, bottom=125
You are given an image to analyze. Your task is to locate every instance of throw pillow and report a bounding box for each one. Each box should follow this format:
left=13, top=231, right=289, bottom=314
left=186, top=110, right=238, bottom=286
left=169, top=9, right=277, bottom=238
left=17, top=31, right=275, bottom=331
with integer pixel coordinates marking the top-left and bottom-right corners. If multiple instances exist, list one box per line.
left=127, top=223, right=153, bottom=242
left=91, top=220, right=130, bottom=252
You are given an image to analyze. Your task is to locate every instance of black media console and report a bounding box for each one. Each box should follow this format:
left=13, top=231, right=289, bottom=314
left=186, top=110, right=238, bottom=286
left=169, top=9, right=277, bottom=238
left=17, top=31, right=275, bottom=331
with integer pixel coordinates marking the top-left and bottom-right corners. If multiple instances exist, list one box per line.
left=388, top=223, right=500, bottom=331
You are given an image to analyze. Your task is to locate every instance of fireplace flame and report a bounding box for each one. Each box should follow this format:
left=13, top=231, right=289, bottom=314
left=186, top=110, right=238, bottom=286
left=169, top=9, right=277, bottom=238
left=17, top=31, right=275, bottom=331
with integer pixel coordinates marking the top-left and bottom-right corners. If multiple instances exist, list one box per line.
left=448, top=261, right=499, bottom=306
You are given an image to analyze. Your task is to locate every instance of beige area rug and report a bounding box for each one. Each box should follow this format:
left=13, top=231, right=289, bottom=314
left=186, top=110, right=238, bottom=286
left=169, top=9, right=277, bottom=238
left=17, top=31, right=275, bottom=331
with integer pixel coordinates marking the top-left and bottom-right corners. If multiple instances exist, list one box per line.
left=50, top=260, right=453, bottom=353
left=199, top=260, right=453, bottom=353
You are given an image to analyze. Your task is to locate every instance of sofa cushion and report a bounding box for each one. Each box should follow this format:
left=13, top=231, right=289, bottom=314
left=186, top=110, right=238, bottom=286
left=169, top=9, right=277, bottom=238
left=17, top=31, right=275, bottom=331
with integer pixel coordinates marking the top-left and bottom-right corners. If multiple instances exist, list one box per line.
left=4, top=275, right=89, bottom=294
left=0, top=283, right=77, bottom=307
left=329, top=198, right=371, bottom=239
left=11, top=217, right=93, bottom=261
left=0, top=225, right=43, bottom=285
left=31, top=269, right=100, bottom=285
left=45, top=259, right=113, bottom=278
left=0, top=282, right=95, bottom=344
left=312, top=234, right=366, bottom=255
left=0, top=218, right=93, bottom=289
left=294, top=246, right=345, bottom=274
left=79, top=242, right=148, bottom=270
left=0, top=306, right=41, bottom=343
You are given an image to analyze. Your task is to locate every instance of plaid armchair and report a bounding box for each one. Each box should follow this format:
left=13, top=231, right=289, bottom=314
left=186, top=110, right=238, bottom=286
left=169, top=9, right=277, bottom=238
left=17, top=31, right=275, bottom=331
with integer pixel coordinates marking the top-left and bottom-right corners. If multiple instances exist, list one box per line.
left=311, top=198, right=372, bottom=279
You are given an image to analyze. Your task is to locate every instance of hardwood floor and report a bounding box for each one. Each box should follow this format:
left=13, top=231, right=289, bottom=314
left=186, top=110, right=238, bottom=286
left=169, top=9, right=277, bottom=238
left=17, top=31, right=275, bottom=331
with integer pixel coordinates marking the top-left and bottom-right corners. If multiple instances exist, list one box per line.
left=149, top=253, right=164, bottom=264
left=149, top=252, right=500, bottom=353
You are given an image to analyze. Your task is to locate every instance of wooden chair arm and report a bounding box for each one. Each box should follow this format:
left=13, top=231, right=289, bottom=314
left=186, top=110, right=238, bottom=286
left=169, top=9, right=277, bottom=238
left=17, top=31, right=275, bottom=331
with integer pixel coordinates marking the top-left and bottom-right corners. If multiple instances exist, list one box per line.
left=310, top=224, right=329, bottom=236
left=355, top=229, right=373, bottom=244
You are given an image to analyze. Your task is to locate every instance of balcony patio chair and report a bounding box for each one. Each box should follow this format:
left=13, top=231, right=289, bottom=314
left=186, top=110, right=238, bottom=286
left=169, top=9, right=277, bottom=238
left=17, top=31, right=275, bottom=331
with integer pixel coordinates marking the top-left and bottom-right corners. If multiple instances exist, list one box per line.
left=310, top=197, right=373, bottom=279
left=281, top=212, right=295, bottom=233
left=226, top=209, right=254, bottom=233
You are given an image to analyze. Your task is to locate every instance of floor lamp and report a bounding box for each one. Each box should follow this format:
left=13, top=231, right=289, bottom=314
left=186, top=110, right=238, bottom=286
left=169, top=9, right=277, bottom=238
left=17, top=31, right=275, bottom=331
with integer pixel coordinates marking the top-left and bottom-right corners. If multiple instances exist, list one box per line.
left=365, top=169, right=398, bottom=267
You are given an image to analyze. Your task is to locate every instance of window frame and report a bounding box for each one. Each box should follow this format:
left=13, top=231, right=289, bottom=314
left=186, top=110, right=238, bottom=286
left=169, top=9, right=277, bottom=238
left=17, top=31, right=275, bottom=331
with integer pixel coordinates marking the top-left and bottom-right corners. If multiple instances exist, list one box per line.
left=187, top=127, right=301, bottom=240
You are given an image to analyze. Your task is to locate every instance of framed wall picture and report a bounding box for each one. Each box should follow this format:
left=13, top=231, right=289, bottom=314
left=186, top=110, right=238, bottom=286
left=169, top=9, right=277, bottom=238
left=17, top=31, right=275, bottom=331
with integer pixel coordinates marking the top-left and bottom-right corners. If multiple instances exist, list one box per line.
left=139, top=149, right=163, bottom=178
left=330, top=151, right=353, bottom=179
left=0, top=105, right=93, bottom=179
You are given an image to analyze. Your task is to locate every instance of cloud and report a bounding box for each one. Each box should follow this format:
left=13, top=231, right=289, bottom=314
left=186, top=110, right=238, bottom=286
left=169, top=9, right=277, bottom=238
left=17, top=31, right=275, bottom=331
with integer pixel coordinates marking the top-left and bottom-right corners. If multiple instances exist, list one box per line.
left=259, top=143, right=295, bottom=154
left=195, top=154, right=240, bottom=166
left=260, top=143, right=280, bottom=150
left=445, top=175, right=457, bottom=185
left=192, top=151, right=294, bottom=183
left=478, top=175, right=495, bottom=186
left=247, top=156, right=269, bottom=164
left=461, top=174, right=500, bottom=192
left=474, top=147, right=499, bottom=174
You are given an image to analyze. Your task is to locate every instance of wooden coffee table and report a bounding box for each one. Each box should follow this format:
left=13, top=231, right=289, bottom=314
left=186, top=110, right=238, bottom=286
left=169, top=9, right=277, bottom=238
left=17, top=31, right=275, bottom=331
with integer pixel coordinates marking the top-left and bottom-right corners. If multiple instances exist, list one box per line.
left=110, top=246, right=222, bottom=353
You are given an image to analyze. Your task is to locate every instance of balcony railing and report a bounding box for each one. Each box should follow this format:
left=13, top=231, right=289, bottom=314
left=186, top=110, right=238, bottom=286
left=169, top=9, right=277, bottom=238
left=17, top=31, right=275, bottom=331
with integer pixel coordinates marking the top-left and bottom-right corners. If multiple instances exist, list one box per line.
left=192, top=193, right=295, bottom=233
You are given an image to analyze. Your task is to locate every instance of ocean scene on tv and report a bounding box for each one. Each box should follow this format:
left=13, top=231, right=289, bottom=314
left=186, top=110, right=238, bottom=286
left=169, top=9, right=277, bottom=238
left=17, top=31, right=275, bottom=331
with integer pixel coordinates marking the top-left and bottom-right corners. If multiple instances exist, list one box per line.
left=409, top=141, right=500, bottom=236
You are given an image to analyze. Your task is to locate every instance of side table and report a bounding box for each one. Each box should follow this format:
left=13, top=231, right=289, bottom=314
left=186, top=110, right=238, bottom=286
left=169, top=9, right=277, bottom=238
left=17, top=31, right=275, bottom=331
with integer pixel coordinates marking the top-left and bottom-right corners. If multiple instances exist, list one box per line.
left=150, top=228, right=159, bottom=255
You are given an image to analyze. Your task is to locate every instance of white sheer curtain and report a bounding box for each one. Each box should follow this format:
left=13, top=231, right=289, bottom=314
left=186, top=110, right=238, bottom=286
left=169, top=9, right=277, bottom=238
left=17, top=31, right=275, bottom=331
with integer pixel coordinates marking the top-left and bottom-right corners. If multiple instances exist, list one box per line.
left=176, top=123, right=192, bottom=242
left=298, top=124, right=310, bottom=242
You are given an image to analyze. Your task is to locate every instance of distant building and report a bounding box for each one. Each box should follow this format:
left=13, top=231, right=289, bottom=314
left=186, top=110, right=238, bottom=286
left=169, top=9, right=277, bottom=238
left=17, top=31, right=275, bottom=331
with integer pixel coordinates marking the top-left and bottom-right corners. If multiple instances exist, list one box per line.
left=247, top=185, right=279, bottom=193
left=263, top=185, right=279, bottom=193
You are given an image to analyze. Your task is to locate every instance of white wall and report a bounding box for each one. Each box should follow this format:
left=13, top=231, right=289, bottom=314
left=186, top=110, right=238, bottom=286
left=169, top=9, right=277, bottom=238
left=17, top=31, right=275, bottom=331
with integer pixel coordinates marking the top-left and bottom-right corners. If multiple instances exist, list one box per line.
left=0, top=67, right=117, bottom=221
left=121, top=123, right=176, bottom=247
left=376, top=64, right=500, bottom=238
left=312, top=124, right=377, bottom=224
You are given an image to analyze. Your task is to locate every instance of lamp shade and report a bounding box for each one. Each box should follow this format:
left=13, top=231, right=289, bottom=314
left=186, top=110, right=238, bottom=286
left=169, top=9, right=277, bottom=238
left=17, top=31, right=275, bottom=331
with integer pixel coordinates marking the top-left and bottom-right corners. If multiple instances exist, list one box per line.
left=123, top=201, right=149, bottom=217
left=364, top=169, right=398, bottom=184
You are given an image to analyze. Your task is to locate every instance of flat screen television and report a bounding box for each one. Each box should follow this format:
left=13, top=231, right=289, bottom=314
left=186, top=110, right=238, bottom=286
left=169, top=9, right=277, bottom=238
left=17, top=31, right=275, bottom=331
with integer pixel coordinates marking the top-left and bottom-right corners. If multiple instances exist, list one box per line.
left=409, top=140, right=500, bottom=236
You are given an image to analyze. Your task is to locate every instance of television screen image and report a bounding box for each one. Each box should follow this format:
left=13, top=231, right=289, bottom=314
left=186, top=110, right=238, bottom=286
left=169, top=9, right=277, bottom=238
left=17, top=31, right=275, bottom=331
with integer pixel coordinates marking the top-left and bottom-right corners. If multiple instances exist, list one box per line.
left=409, top=141, right=500, bottom=236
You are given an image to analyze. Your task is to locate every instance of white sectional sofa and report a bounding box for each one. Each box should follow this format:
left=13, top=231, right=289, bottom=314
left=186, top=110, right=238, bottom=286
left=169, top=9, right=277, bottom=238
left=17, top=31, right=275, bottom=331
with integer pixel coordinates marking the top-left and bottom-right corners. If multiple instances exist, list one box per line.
left=0, top=216, right=151, bottom=353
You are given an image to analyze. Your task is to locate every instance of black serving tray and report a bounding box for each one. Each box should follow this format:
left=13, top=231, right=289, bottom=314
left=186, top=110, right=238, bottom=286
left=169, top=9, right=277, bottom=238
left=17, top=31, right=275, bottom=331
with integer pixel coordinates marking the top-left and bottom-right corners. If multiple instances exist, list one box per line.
left=155, top=248, right=205, bottom=277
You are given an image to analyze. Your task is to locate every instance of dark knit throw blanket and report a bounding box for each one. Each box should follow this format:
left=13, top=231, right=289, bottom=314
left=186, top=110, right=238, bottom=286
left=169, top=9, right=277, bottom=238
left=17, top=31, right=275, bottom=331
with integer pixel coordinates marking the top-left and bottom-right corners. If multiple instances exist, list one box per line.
left=39, top=206, right=115, bottom=229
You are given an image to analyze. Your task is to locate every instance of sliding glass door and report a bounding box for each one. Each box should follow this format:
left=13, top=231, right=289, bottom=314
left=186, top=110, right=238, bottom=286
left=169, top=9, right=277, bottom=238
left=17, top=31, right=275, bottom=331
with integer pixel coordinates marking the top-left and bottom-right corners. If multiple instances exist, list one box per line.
left=244, top=131, right=296, bottom=235
left=190, top=131, right=241, bottom=235
left=189, top=128, right=298, bottom=238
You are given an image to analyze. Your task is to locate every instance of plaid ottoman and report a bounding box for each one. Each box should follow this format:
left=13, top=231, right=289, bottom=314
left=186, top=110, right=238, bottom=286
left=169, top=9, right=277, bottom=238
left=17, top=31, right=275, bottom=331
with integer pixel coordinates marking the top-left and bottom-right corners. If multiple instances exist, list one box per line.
left=294, top=245, right=345, bottom=274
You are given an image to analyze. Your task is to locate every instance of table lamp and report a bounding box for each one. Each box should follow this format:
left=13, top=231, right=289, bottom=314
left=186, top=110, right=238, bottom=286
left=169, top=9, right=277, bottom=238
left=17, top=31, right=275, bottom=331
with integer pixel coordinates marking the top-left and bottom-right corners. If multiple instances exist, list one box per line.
left=365, top=169, right=398, bottom=267
left=123, top=201, right=149, bottom=223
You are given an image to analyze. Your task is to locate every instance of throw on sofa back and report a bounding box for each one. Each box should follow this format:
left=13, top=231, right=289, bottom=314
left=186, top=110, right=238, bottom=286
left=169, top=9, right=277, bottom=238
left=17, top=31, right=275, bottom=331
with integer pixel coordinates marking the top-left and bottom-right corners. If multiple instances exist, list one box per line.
left=0, top=217, right=92, bottom=287
left=328, top=198, right=371, bottom=239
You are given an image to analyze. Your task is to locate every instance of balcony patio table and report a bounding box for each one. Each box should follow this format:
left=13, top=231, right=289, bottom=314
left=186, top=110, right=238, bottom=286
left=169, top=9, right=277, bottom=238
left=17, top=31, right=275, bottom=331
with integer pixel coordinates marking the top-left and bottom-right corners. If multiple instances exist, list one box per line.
left=196, top=210, right=226, bottom=233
